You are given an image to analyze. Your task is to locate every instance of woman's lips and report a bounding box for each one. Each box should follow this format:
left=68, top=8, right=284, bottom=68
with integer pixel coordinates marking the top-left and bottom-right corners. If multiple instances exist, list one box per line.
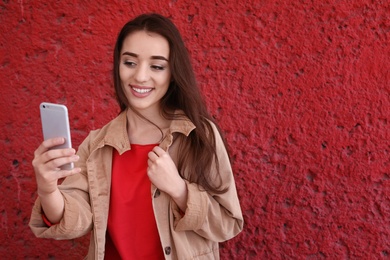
left=130, top=85, right=153, bottom=97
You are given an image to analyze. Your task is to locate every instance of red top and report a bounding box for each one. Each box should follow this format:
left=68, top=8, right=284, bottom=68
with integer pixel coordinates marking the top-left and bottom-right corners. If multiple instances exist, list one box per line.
left=105, top=144, right=165, bottom=260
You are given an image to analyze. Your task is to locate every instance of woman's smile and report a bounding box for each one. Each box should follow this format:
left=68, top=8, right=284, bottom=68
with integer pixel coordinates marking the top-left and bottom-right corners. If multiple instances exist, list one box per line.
left=131, top=85, right=154, bottom=97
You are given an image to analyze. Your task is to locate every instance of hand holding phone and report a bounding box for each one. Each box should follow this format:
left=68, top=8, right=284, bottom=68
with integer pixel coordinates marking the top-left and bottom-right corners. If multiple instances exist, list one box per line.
left=40, top=102, right=74, bottom=170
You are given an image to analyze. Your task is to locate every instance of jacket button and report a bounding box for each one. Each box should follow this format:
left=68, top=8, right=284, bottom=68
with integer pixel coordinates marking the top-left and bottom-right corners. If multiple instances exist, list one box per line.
left=154, top=189, right=161, bottom=198
left=164, top=246, right=171, bottom=255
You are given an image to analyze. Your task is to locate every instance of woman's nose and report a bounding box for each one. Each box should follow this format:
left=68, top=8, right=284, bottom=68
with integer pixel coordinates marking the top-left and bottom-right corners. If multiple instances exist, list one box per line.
left=134, top=64, right=150, bottom=83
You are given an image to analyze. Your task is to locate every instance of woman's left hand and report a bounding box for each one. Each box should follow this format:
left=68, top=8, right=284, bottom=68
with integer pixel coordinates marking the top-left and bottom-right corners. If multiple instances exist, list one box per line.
left=148, top=146, right=188, bottom=210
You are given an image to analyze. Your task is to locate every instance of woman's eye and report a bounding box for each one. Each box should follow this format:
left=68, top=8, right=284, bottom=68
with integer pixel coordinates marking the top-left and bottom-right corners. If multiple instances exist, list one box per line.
left=123, top=61, right=136, bottom=67
left=151, top=65, right=165, bottom=71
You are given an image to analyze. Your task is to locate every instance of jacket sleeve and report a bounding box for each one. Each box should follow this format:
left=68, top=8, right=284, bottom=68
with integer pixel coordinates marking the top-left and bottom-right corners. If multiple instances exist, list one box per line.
left=172, top=122, right=244, bottom=242
left=29, top=135, right=93, bottom=240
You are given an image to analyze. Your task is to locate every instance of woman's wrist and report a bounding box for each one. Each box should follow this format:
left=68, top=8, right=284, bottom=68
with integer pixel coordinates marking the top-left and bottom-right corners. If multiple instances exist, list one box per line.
left=170, top=179, right=188, bottom=212
left=38, top=188, right=65, bottom=224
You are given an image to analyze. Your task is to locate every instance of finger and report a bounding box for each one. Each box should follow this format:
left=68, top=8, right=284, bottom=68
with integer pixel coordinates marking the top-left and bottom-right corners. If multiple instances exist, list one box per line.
left=148, top=151, right=159, bottom=161
left=47, top=154, right=79, bottom=170
left=152, top=146, right=165, bottom=157
left=147, top=159, right=153, bottom=168
left=33, top=148, right=75, bottom=171
left=55, top=167, right=81, bottom=179
left=43, top=148, right=76, bottom=163
left=47, top=147, right=76, bottom=157
left=35, top=137, right=66, bottom=157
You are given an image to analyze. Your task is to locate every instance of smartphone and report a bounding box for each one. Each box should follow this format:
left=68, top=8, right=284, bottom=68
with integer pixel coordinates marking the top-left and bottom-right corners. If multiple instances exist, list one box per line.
left=40, top=102, right=74, bottom=170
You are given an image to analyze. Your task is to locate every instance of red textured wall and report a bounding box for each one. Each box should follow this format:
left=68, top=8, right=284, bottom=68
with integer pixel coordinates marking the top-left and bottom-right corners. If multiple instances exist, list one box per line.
left=1, top=0, right=389, bottom=259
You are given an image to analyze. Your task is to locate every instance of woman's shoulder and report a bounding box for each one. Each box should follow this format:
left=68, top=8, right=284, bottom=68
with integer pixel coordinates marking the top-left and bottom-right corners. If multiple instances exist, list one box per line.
left=79, top=111, right=128, bottom=151
left=91, top=111, right=126, bottom=136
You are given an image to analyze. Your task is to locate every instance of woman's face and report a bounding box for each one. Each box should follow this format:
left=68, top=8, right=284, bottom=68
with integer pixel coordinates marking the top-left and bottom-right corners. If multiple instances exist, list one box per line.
left=119, top=30, right=171, bottom=114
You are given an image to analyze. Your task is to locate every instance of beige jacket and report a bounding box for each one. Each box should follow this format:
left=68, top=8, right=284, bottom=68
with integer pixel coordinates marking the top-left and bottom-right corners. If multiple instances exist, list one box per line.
left=29, top=110, right=244, bottom=259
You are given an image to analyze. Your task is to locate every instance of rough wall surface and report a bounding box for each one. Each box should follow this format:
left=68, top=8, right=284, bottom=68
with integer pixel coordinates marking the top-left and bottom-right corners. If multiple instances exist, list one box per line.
left=0, top=0, right=389, bottom=259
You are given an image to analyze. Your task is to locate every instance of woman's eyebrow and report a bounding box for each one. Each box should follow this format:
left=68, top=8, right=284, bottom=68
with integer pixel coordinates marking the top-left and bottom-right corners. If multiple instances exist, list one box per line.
left=151, top=55, right=169, bottom=61
left=122, top=51, right=168, bottom=61
left=122, top=51, right=138, bottom=58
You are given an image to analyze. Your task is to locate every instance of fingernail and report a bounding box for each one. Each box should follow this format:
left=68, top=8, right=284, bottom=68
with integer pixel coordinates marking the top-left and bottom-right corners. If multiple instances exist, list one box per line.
left=74, top=167, right=81, bottom=173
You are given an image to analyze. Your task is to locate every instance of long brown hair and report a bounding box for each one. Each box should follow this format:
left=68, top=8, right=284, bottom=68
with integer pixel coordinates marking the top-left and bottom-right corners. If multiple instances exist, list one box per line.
left=113, top=13, right=228, bottom=193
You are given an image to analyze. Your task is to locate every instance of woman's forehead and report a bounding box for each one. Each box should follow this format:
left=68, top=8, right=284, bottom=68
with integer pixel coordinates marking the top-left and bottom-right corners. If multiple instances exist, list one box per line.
left=121, top=31, right=170, bottom=59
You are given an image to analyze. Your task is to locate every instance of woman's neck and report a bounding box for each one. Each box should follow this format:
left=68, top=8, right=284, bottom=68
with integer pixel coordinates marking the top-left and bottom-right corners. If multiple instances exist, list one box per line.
left=126, top=108, right=170, bottom=145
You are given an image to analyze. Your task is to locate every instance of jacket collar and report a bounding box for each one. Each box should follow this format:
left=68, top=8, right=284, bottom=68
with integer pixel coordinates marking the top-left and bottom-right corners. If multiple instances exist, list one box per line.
left=100, top=109, right=196, bottom=154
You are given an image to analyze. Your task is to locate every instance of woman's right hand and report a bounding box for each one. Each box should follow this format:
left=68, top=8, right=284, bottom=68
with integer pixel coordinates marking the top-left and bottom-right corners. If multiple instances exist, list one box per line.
left=32, top=137, right=81, bottom=196
left=32, top=137, right=81, bottom=224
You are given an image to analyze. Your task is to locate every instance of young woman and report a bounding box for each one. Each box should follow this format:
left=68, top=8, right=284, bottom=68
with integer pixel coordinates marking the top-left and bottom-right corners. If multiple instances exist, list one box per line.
left=30, top=13, right=243, bottom=259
